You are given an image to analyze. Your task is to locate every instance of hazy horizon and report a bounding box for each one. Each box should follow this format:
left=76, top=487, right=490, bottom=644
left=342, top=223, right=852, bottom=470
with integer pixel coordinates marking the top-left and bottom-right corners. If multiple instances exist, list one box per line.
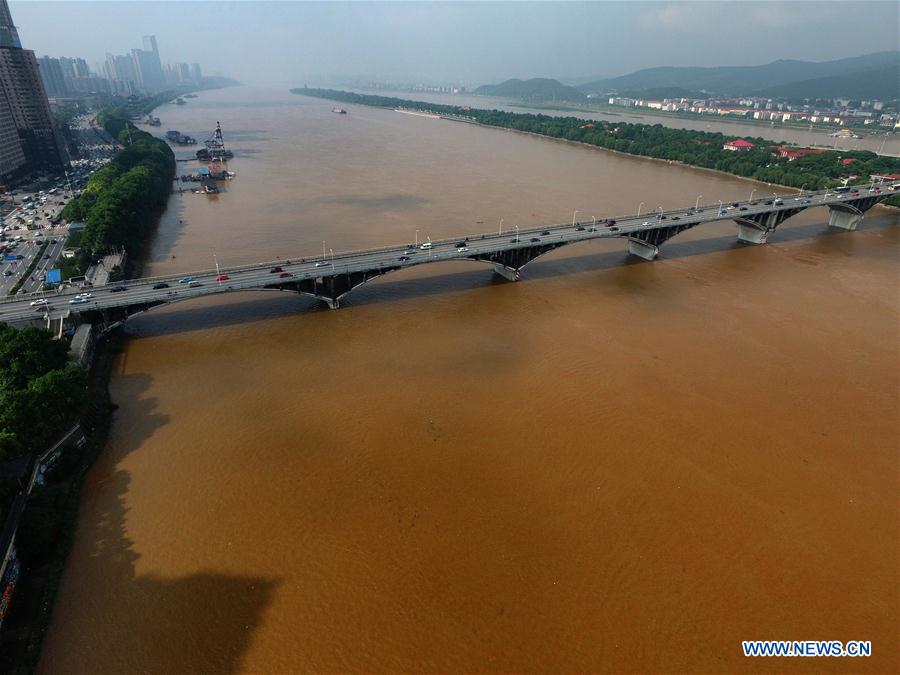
left=9, top=1, right=900, bottom=86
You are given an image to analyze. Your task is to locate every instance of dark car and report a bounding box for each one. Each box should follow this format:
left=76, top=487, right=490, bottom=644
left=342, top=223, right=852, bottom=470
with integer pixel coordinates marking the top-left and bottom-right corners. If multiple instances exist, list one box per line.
left=454, top=242, right=466, bottom=248
left=739, top=206, right=748, bottom=211
left=279, top=272, right=293, bottom=278
left=109, top=286, right=127, bottom=292
left=607, top=219, right=616, bottom=225
left=672, top=216, right=681, bottom=220
left=399, top=255, right=410, bottom=262
left=153, top=282, right=169, bottom=289
left=609, top=226, right=620, bottom=232
left=269, top=266, right=283, bottom=273
left=575, top=225, right=585, bottom=231
left=510, top=237, right=519, bottom=243
left=765, top=200, right=773, bottom=205
left=731, top=202, right=740, bottom=207
left=530, top=237, right=541, bottom=242
left=541, top=230, right=551, bottom=236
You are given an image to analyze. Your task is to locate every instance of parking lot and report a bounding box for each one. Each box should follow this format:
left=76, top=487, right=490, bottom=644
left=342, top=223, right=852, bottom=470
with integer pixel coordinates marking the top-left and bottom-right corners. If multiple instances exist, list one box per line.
left=0, top=113, right=118, bottom=297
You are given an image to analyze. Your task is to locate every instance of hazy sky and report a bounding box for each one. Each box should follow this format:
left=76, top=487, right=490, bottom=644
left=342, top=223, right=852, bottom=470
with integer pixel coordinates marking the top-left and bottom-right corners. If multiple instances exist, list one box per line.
left=10, top=1, right=900, bottom=85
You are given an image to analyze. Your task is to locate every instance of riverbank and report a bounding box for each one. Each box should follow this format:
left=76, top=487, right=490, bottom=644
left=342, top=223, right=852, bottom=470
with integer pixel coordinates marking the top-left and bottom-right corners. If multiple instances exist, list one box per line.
left=508, top=98, right=895, bottom=139
left=0, top=330, right=118, bottom=673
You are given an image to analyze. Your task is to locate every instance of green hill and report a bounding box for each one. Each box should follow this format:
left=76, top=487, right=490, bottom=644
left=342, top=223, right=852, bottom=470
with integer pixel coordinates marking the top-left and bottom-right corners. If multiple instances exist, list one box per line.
left=474, top=78, right=586, bottom=102
left=754, top=63, right=900, bottom=101
left=580, top=51, right=899, bottom=99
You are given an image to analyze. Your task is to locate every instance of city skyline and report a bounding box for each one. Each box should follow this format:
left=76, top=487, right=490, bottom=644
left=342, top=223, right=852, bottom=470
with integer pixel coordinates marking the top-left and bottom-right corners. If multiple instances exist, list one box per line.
left=9, top=1, right=900, bottom=85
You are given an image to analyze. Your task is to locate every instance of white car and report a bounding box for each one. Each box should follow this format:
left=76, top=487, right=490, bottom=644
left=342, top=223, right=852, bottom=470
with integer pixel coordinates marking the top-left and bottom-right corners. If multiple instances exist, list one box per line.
left=456, top=246, right=469, bottom=253
left=69, top=297, right=88, bottom=304
left=29, top=298, right=48, bottom=306
left=314, top=260, right=331, bottom=268
left=420, top=242, right=432, bottom=250
left=76, top=292, right=93, bottom=299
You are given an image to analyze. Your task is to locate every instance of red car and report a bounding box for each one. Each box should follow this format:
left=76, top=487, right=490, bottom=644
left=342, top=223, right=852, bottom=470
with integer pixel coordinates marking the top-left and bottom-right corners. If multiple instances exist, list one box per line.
left=279, top=272, right=293, bottom=278
left=215, top=274, right=229, bottom=281
left=269, top=266, right=283, bottom=273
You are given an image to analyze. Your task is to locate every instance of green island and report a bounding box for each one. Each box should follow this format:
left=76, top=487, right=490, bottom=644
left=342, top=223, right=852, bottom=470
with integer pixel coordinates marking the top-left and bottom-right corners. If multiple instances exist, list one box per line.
left=293, top=88, right=900, bottom=207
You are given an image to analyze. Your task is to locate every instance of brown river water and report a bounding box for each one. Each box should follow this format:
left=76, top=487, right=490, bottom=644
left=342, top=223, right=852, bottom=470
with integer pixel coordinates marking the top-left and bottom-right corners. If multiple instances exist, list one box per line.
left=38, top=85, right=898, bottom=673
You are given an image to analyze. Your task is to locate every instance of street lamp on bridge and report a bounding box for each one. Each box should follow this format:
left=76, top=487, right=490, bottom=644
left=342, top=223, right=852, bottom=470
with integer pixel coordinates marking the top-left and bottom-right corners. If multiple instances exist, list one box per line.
left=498, top=218, right=503, bottom=235
left=695, top=195, right=702, bottom=209
left=572, top=210, right=579, bottom=227
left=591, top=216, right=596, bottom=232
left=749, top=189, right=757, bottom=201
left=415, top=230, right=419, bottom=247
left=637, top=202, right=644, bottom=216
left=514, top=225, right=519, bottom=243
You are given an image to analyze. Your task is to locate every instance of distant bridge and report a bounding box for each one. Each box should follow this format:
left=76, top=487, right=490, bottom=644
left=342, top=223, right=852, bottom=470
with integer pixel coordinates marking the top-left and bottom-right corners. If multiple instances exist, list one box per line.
left=0, top=185, right=895, bottom=326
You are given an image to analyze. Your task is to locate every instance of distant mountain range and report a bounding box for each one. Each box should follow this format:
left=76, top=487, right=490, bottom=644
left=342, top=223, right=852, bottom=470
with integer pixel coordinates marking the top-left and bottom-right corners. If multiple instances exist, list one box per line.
left=472, top=53, right=899, bottom=103
left=473, top=78, right=585, bottom=102
left=580, top=51, right=900, bottom=100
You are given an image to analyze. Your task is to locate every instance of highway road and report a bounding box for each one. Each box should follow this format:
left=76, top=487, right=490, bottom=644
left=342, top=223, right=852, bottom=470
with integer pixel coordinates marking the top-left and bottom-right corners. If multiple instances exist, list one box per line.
left=0, top=184, right=895, bottom=325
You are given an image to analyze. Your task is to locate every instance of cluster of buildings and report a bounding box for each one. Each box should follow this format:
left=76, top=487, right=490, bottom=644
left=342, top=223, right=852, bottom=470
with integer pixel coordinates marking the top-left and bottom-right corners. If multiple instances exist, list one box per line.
left=38, top=36, right=204, bottom=99
left=0, top=0, right=66, bottom=185
left=604, top=95, right=899, bottom=129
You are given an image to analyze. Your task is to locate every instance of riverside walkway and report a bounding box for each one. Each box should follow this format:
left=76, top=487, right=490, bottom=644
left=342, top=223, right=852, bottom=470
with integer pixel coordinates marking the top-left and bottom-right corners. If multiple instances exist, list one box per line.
left=0, top=184, right=895, bottom=325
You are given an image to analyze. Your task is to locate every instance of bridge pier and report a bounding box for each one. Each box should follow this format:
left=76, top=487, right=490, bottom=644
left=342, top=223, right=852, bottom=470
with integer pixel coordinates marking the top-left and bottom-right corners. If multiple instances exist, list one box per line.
left=736, top=223, right=769, bottom=244
left=491, top=263, right=520, bottom=281
left=627, top=238, right=659, bottom=260
left=827, top=207, right=863, bottom=231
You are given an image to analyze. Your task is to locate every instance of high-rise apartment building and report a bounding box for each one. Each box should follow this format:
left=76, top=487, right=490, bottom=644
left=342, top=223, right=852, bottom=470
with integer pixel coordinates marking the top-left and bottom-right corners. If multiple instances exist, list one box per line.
left=37, top=55, right=68, bottom=97
left=0, top=84, right=25, bottom=183
left=0, top=0, right=65, bottom=175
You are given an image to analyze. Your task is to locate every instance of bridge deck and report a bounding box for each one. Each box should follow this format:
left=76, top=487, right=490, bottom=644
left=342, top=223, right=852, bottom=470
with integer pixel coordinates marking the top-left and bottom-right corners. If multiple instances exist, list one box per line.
left=1, top=185, right=895, bottom=323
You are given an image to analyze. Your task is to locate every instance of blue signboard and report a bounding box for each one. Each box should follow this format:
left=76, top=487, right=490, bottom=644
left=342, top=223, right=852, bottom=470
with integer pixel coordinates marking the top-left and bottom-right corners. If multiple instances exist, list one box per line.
left=3, top=255, right=15, bottom=262
left=45, top=269, right=61, bottom=285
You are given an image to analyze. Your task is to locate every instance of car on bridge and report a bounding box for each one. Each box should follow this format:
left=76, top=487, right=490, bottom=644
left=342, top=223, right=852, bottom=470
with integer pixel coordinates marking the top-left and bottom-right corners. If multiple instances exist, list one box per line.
left=315, top=261, right=330, bottom=268
left=216, top=274, right=230, bottom=281
left=189, top=281, right=202, bottom=287
left=109, top=286, right=127, bottom=292
left=29, top=298, right=48, bottom=306
left=530, top=237, right=541, bottom=243
left=269, top=266, right=283, bottom=273
left=279, top=272, right=293, bottom=278
left=541, top=230, right=551, bottom=236
left=420, top=242, right=432, bottom=250
left=153, top=283, right=169, bottom=289
left=178, top=276, right=193, bottom=284
left=456, top=246, right=469, bottom=253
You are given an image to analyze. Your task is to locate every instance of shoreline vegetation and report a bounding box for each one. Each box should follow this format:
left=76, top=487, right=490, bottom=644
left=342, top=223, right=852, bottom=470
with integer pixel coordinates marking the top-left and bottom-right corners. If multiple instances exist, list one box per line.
left=293, top=88, right=900, bottom=207
left=58, top=108, right=175, bottom=281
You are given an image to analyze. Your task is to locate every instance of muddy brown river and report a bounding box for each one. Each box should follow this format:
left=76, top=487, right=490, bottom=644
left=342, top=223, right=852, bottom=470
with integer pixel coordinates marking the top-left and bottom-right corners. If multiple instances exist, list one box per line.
left=38, top=85, right=898, bottom=673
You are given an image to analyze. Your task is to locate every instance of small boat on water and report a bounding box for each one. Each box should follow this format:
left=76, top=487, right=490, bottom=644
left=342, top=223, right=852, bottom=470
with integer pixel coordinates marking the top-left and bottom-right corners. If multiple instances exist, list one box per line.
left=175, top=97, right=186, bottom=105
left=332, top=107, right=347, bottom=114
